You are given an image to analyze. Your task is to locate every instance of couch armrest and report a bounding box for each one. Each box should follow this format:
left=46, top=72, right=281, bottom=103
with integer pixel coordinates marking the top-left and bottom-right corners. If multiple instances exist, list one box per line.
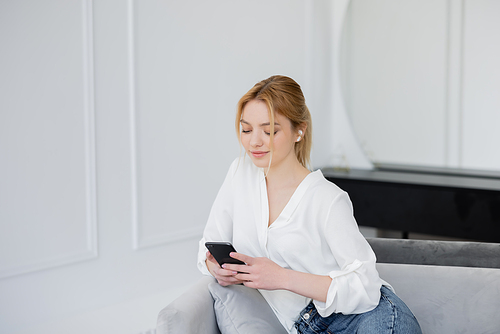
left=366, top=237, right=500, bottom=268
left=156, top=276, right=220, bottom=334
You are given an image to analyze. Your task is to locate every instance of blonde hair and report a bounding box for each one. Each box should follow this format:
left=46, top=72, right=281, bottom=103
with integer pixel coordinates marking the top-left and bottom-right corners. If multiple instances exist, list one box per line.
left=235, top=75, right=312, bottom=169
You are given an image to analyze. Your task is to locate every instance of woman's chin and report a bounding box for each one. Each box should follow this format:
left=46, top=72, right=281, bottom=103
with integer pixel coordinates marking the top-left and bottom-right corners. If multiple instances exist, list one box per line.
left=247, top=154, right=270, bottom=169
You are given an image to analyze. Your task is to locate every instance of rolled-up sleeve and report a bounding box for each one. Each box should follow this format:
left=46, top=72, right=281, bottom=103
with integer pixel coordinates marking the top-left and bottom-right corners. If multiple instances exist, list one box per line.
left=313, top=192, right=382, bottom=316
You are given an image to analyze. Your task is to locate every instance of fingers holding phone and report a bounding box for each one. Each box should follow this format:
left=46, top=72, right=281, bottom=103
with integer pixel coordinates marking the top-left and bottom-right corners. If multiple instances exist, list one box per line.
left=205, top=249, right=246, bottom=286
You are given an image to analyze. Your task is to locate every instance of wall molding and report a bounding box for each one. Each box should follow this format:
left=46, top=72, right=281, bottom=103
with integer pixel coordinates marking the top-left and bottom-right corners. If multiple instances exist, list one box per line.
left=82, top=0, right=99, bottom=261
left=127, top=0, right=140, bottom=249
left=127, top=0, right=202, bottom=250
left=0, top=0, right=98, bottom=279
left=135, top=226, right=204, bottom=249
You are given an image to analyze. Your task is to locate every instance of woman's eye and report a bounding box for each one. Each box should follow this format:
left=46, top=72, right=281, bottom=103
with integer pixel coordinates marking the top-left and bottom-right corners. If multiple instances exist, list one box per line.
left=242, top=130, right=251, bottom=134
left=265, top=131, right=278, bottom=136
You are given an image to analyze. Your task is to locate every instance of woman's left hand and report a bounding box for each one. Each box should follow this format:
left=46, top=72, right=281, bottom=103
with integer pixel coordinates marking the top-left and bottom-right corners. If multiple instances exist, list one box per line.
left=223, top=252, right=288, bottom=291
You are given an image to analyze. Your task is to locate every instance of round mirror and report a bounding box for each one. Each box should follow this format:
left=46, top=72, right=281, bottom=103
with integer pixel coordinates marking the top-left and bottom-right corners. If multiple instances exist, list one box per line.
left=340, top=0, right=454, bottom=168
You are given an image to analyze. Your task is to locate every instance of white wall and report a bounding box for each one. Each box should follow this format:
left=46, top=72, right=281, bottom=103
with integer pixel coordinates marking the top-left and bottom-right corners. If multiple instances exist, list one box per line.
left=0, top=1, right=324, bottom=333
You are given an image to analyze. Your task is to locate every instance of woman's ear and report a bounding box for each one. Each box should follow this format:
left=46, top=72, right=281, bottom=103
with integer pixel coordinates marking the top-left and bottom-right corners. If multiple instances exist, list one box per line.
left=296, top=124, right=307, bottom=142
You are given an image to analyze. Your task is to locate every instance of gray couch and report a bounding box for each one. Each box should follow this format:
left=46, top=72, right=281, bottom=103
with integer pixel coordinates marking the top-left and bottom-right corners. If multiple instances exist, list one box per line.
left=157, top=238, right=500, bottom=334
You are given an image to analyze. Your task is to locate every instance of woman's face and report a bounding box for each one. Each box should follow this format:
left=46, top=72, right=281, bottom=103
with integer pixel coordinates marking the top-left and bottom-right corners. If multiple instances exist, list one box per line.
left=240, top=99, right=299, bottom=170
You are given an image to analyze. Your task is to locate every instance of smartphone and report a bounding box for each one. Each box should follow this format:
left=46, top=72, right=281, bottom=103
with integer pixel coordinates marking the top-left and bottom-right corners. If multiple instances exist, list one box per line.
left=205, top=241, right=245, bottom=266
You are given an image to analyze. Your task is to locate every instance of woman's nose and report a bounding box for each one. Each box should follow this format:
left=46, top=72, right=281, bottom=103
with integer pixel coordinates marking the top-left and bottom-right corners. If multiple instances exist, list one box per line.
left=250, top=131, right=263, bottom=147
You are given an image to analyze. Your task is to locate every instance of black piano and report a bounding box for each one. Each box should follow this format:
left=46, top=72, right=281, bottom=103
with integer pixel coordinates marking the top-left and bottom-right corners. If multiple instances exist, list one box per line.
left=322, top=164, right=500, bottom=242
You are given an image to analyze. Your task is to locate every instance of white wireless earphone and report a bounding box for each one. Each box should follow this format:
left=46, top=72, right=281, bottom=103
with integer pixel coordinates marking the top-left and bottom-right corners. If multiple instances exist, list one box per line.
left=297, top=130, right=303, bottom=142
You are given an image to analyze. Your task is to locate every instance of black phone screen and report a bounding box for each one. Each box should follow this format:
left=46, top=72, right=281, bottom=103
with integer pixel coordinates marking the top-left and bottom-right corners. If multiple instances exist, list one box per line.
left=205, top=242, right=245, bottom=266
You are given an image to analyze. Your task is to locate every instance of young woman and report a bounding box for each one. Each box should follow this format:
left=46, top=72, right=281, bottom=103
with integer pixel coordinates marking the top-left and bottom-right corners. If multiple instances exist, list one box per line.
left=197, top=75, right=421, bottom=334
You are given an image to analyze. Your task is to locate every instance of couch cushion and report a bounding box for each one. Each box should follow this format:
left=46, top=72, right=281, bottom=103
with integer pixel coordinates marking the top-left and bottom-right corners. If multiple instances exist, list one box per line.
left=377, top=263, right=500, bottom=334
left=157, top=276, right=221, bottom=334
left=208, top=282, right=287, bottom=334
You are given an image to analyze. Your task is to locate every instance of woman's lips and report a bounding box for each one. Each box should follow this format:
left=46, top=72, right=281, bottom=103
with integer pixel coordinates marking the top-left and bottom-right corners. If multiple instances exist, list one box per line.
left=251, top=151, right=269, bottom=158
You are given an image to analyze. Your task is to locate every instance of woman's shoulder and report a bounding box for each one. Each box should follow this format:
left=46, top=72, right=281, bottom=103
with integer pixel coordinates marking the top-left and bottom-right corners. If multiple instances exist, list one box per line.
left=307, top=169, right=348, bottom=200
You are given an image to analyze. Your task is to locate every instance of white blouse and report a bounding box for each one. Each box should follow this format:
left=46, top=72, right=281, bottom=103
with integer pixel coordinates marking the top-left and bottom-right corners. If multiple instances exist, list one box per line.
left=197, top=157, right=386, bottom=333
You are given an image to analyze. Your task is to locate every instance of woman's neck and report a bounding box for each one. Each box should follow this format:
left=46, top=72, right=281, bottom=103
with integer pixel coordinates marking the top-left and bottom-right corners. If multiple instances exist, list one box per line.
left=265, top=158, right=310, bottom=187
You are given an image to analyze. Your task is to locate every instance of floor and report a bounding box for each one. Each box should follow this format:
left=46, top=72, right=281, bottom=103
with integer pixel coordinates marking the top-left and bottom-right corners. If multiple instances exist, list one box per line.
left=12, top=281, right=196, bottom=334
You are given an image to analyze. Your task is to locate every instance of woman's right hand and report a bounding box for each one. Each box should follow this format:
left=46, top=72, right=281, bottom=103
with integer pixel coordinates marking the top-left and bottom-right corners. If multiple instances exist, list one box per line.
left=206, top=251, right=246, bottom=286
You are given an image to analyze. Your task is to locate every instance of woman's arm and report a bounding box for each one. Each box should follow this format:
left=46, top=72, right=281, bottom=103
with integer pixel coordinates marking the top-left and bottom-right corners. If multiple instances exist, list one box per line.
left=314, top=192, right=381, bottom=315
left=283, top=268, right=332, bottom=303
left=224, top=253, right=331, bottom=302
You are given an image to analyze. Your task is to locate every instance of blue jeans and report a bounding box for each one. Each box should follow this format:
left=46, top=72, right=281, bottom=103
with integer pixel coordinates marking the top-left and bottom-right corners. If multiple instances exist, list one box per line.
left=294, top=286, right=422, bottom=334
